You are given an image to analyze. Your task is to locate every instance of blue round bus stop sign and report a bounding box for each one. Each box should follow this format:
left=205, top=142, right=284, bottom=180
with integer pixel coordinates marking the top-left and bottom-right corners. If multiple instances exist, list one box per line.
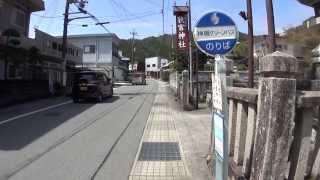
left=193, top=11, right=238, bottom=56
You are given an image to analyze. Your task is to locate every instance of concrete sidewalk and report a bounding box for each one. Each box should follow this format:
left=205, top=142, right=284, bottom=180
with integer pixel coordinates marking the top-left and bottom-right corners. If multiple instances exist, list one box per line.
left=129, top=81, right=211, bottom=180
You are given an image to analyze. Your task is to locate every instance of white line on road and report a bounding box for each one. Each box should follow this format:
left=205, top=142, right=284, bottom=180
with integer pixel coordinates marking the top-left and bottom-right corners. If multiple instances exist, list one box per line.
left=0, top=100, right=73, bottom=126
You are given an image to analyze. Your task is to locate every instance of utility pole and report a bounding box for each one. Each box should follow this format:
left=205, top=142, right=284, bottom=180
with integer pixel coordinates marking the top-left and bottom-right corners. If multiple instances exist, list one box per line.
left=130, top=30, right=137, bottom=72
left=266, top=0, right=276, bottom=53
left=188, top=0, right=193, bottom=105
left=62, top=0, right=70, bottom=87
left=171, top=24, right=174, bottom=60
left=162, top=0, right=165, bottom=37
left=246, top=0, right=254, bottom=88
left=62, top=0, right=92, bottom=88
left=195, top=49, right=199, bottom=109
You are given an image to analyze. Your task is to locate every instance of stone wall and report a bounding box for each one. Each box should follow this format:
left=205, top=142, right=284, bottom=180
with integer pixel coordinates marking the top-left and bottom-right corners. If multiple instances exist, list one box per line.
left=0, top=80, right=50, bottom=107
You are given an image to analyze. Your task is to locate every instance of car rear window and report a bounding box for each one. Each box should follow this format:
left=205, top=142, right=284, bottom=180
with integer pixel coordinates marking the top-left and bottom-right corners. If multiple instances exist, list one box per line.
left=73, top=73, right=97, bottom=82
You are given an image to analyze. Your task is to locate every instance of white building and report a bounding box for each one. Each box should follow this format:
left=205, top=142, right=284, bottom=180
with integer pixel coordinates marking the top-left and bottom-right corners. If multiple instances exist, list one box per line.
left=129, top=63, right=138, bottom=71
left=66, top=33, right=127, bottom=81
left=254, top=36, right=305, bottom=59
left=145, top=57, right=168, bottom=78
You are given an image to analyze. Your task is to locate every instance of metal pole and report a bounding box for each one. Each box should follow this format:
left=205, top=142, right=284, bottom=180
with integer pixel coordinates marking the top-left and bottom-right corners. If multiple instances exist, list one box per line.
left=247, top=0, right=254, bottom=88
left=62, top=0, right=70, bottom=87
left=195, top=50, right=199, bottom=109
left=171, top=24, right=174, bottom=60
left=162, top=0, right=165, bottom=36
left=188, top=0, right=193, bottom=104
left=130, top=30, right=137, bottom=72
left=266, top=0, right=276, bottom=53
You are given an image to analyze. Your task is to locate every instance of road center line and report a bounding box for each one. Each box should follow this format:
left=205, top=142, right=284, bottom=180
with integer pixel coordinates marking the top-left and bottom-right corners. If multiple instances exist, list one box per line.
left=0, top=100, right=73, bottom=126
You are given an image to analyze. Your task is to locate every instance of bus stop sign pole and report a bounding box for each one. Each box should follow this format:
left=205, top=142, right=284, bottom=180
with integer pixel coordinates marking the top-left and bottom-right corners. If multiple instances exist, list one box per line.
left=193, top=11, right=238, bottom=180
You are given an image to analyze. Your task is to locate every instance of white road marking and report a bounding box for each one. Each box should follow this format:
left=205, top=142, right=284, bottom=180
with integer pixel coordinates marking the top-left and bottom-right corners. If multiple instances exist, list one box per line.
left=0, top=100, right=73, bottom=126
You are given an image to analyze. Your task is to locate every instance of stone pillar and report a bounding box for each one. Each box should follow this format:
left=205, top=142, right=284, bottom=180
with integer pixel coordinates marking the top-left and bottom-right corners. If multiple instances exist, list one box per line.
left=311, top=60, right=320, bottom=91
left=251, top=51, right=297, bottom=180
left=182, top=70, right=189, bottom=109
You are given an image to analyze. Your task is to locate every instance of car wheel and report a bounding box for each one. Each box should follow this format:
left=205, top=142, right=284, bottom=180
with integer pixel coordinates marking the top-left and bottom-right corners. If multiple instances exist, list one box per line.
left=109, top=88, right=113, bottom=97
left=97, top=93, right=103, bottom=103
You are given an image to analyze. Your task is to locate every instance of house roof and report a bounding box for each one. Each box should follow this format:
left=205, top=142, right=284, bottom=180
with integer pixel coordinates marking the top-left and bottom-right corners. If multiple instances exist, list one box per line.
left=28, top=0, right=45, bottom=12
left=63, top=33, right=119, bottom=40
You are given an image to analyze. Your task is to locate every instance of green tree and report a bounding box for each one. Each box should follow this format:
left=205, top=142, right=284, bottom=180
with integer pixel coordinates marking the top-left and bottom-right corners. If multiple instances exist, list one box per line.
left=283, top=25, right=320, bottom=62
left=228, top=42, right=248, bottom=60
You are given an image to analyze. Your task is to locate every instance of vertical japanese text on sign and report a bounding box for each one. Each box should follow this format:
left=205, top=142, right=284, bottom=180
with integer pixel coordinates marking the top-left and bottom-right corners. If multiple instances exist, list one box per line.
left=174, top=6, right=189, bottom=51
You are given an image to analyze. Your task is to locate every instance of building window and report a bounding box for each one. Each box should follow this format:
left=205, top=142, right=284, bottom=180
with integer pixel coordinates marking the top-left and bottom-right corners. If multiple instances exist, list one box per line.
left=58, top=44, right=62, bottom=52
left=147, top=64, right=150, bottom=68
left=52, top=42, right=58, bottom=50
left=112, top=43, right=119, bottom=57
left=11, top=9, right=26, bottom=28
left=152, top=64, right=156, bottom=67
left=83, top=45, right=95, bottom=54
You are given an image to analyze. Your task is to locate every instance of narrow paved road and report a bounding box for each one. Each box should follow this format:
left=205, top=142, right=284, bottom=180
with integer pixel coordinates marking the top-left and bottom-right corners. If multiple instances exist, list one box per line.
left=0, top=80, right=157, bottom=180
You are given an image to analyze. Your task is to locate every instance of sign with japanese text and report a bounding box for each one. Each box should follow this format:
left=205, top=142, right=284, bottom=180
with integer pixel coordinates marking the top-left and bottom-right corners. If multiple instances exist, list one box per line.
left=212, top=74, right=222, bottom=111
left=193, top=11, right=238, bottom=56
left=175, top=10, right=189, bottom=51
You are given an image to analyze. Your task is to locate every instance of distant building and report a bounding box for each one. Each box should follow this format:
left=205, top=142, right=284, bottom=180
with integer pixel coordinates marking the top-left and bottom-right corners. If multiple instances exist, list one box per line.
left=66, top=34, right=127, bottom=81
left=254, top=35, right=305, bottom=59
left=117, top=51, right=129, bottom=81
left=129, top=63, right=138, bottom=71
left=303, top=16, right=320, bottom=28
left=0, top=28, right=82, bottom=85
left=145, top=57, right=168, bottom=78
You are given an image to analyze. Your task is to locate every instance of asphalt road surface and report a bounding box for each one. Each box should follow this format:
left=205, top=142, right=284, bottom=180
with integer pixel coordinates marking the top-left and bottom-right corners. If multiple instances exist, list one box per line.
left=0, top=80, right=157, bottom=180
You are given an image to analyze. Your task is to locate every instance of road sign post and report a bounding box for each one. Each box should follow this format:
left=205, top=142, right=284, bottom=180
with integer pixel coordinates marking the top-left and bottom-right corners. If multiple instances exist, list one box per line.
left=193, top=11, right=238, bottom=180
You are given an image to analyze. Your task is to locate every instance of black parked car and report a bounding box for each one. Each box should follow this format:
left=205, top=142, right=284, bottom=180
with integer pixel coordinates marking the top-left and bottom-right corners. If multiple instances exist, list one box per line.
left=72, top=71, right=113, bottom=103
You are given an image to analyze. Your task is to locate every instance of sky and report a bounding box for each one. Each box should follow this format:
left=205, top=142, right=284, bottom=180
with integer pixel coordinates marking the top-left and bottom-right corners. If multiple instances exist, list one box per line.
left=29, top=0, right=314, bottom=40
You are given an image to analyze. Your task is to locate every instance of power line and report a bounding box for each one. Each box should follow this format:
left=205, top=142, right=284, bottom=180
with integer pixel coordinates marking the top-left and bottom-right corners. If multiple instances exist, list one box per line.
left=108, top=0, right=130, bottom=19
left=98, top=11, right=160, bottom=21
left=73, top=3, right=111, bottom=33
left=34, top=0, right=57, bottom=28
left=33, top=10, right=158, bottom=20
left=110, top=12, right=161, bottom=23
left=44, top=0, right=59, bottom=32
left=69, top=12, right=160, bottom=27
left=107, top=0, right=153, bottom=24
left=142, top=0, right=161, bottom=7
left=32, top=14, right=63, bottom=18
